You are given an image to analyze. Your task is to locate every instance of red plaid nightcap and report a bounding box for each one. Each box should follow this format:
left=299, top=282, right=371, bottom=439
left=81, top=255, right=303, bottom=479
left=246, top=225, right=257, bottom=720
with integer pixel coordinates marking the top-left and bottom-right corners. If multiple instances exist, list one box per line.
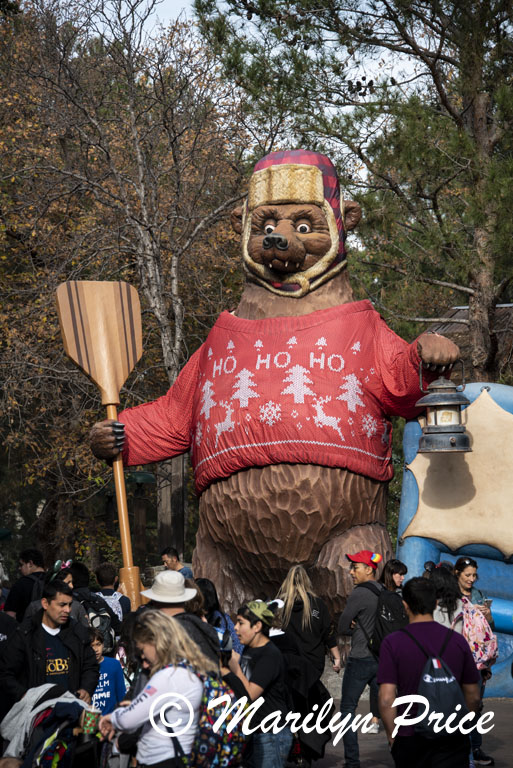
left=253, top=149, right=346, bottom=256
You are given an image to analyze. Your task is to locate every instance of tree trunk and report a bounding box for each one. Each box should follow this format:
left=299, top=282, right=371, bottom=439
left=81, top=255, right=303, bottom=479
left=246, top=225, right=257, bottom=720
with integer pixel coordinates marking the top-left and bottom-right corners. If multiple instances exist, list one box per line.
left=133, top=482, right=147, bottom=566
left=157, top=456, right=187, bottom=558
left=468, top=233, right=497, bottom=382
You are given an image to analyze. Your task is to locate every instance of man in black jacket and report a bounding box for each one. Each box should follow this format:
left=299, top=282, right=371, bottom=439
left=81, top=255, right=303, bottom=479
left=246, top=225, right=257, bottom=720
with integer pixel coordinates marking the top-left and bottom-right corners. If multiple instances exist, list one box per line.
left=4, top=547, right=46, bottom=622
left=0, top=580, right=99, bottom=709
left=141, top=570, right=220, bottom=671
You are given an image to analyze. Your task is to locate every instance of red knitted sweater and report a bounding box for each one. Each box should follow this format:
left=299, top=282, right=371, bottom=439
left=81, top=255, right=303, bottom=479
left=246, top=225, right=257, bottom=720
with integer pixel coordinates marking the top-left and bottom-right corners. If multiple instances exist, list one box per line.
left=120, top=300, right=428, bottom=493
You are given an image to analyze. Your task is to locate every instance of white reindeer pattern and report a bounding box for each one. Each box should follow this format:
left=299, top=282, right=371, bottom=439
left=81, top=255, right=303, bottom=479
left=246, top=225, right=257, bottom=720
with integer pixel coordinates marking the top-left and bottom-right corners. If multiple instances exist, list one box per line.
left=312, top=396, right=345, bottom=442
left=215, top=400, right=236, bottom=447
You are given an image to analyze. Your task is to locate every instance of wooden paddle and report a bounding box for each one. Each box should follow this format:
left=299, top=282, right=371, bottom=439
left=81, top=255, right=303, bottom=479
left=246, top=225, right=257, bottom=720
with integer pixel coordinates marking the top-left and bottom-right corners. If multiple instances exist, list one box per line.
left=56, top=280, right=144, bottom=608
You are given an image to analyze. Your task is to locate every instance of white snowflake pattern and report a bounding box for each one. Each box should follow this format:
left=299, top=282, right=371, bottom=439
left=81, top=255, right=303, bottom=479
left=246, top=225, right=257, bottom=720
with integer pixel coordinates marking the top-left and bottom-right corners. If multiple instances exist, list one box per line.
left=287, top=336, right=297, bottom=347
left=245, top=413, right=252, bottom=421
left=316, top=337, right=327, bottom=347
left=227, top=340, right=235, bottom=350
left=365, top=376, right=370, bottom=383
left=291, top=409, right=299, bottom=418
left=362, top=413, right=378, bottom=438
left=259, top=400, right=282, bottom=426
left=370, top=367, right=375, bottom=375
left=351, top=341, right=361, bottom=354
left=348, top=417, right=353, bottom=425
left=297, top=422, right=303, bottom=430
left=254, top=339, right=263, bottom=349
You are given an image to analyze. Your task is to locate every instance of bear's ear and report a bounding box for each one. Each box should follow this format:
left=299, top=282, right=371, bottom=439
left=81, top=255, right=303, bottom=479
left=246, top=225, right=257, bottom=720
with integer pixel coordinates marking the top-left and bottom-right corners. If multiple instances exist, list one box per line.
left=343, top=200, right=362, bottom=231
left=231, top=206, right=243, bottom=234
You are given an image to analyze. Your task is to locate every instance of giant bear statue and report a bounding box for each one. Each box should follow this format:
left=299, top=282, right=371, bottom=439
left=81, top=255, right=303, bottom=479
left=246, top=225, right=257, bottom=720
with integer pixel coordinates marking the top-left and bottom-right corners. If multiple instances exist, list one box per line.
left=90, top=150, right=459, bottom=611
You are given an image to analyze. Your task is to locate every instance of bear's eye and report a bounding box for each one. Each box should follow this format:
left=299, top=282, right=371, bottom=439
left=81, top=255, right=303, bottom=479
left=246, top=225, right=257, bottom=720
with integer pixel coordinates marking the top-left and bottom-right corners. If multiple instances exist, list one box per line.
left=264, top=224, right=275, bottom=235
left=296, top=223, right=311, bottom=234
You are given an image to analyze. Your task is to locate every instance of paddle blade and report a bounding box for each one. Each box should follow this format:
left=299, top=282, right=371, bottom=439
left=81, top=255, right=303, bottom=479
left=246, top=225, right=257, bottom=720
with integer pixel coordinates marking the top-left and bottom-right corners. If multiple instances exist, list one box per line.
left=56, top=281, right=143, bottom=405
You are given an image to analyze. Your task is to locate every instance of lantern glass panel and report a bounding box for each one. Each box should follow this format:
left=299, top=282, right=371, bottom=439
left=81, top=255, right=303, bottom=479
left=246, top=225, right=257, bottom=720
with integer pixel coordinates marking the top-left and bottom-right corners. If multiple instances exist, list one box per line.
left=427, top=405, right=461, bottom=427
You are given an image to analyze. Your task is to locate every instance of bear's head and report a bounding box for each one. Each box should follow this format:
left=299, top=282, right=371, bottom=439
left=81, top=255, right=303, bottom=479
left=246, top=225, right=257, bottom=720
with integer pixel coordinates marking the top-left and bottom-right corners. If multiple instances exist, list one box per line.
left=231, top=150, right=361, bottom=298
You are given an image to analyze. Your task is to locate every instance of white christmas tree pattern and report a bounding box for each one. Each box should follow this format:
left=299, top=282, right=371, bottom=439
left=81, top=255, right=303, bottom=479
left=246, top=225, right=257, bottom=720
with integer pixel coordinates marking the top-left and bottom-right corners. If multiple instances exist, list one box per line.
left=227, top=340, right=235, bottom=350
left=281, top=365, right=316, bottom=403
left=287, top=336, right=297, bottom=347
left=259, top=400, right=282, bottom=426
left=231, top=368, right=260, bottom=408
left=199, top=380, right=216, bottom=419
left=254, top=339, right=263, bottom=349
left=362, top=413, right=378, bottom=438
left=316, top=337, right=327, bottom=347
left=351, top=341, right=361, bottom=354
left=207, top=348, right=213, bottom=358
left=337, top=374, right=365, bottom=412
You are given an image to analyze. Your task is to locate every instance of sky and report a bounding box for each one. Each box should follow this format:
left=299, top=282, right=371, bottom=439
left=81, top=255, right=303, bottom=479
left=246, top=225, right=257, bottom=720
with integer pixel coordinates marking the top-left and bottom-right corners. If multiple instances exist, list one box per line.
left=148, top=0, right=194, bottom=26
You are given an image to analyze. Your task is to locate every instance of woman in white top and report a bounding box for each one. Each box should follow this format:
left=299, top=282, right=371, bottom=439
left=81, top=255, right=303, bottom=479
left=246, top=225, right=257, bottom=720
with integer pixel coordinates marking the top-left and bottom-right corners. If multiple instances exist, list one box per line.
left=99, top=609, right=211, bottom=767
left=430, top=565, right=464, bottom=633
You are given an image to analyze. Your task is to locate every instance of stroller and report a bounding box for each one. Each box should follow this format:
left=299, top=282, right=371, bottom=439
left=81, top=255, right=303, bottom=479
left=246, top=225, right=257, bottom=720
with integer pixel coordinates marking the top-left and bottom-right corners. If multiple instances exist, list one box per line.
left=1, top=684, right=97, bottom=768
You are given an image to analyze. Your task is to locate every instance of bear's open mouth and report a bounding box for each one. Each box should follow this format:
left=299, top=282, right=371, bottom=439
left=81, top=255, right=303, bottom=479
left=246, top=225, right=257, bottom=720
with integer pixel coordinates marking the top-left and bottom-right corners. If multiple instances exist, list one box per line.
left=264, top=254, right=304, bottom=273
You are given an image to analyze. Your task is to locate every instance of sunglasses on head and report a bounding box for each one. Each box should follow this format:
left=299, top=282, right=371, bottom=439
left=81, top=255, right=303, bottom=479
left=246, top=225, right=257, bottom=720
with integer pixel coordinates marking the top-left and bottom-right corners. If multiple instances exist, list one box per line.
left=424, top=560, right=454, bottom=572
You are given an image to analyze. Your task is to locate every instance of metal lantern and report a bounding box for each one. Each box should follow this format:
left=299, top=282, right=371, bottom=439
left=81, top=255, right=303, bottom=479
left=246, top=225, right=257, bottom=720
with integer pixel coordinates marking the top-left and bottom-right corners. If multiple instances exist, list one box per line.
left=416, top=360, right=471, bottom=453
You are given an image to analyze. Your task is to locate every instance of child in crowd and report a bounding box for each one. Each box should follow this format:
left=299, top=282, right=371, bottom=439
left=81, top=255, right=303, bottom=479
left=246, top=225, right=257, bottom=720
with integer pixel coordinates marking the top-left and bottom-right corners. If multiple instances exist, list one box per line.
left=90, top=628, right=127, bottom=714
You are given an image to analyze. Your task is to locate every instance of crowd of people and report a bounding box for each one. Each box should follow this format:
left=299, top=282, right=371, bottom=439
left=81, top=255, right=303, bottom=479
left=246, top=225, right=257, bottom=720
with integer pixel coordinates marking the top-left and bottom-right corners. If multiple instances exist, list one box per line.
left=0, top=547, right=498, bottom=768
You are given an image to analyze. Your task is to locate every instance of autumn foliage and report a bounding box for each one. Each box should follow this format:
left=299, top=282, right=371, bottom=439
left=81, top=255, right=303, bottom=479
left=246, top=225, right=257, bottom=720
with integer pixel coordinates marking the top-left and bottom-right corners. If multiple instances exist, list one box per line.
left=0, top=0, right=247, bottom=567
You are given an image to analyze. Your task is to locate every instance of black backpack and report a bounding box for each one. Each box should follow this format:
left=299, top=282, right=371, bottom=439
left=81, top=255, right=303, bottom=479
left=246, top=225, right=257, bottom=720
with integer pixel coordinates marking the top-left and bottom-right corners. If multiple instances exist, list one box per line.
left=79, top=592, right=116, bottom=653
left=27, top=573, right=45, bottom=603
left=401, top=628, right=468, bottom=739
left=356, top=582, right=408, bottom=656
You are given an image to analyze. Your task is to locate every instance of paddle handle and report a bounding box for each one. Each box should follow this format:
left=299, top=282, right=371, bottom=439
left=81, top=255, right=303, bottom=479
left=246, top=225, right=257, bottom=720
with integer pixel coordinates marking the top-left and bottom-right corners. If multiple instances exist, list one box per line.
left=106, top=404, right=134, bottom=569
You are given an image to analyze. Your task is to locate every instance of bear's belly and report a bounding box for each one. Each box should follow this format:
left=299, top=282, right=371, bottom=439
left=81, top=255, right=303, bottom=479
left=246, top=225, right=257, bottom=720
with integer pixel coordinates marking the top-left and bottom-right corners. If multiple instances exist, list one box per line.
left=193, top=463, right=389, bottom=609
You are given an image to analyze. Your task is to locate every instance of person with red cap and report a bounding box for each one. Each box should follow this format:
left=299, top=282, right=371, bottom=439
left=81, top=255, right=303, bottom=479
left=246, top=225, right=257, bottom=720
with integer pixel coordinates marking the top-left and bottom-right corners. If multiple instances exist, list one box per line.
left=337, top=549, right=383, bottom=768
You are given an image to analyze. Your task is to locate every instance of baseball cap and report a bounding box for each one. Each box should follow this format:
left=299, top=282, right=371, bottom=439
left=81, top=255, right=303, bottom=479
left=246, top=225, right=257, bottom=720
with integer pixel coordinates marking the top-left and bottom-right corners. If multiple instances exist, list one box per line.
left=346, top=550, right=383, bottom=570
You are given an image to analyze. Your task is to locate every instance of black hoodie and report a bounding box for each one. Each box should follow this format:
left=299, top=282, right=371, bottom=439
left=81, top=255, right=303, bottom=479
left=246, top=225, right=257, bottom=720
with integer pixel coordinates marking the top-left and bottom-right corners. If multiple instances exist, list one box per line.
left=283, top=595, right=337, bottom=675
left=175, top=612, right=220, bottom=672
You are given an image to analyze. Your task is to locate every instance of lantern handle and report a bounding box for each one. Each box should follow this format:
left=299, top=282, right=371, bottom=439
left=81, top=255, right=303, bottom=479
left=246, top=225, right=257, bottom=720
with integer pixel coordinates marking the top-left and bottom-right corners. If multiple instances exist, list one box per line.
left=419, top=359, right=466, bottom=394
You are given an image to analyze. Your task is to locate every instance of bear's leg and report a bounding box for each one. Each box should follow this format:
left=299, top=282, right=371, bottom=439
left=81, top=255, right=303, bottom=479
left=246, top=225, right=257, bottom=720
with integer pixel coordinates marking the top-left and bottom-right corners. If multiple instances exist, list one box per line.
left=192, top=516, right=276, bottom=610
left=194, top=466, right=389, bottom=613
left=309, top=523, right=393, bottom=615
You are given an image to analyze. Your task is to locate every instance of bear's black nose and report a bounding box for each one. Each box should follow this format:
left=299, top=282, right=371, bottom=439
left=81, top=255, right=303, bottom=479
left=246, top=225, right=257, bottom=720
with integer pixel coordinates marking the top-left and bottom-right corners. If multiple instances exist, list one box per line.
left=263, top=234, right=288, bottom=251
